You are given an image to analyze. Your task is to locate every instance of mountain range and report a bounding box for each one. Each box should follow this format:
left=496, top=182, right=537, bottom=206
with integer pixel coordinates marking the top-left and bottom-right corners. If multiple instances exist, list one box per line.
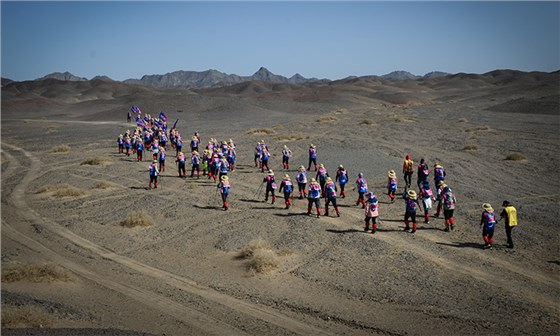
left=2, top=68, right=452, bottom=89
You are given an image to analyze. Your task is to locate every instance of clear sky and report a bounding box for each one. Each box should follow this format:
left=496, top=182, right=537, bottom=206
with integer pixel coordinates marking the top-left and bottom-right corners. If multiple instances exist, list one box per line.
left=2, top=1, right=559, bottom=81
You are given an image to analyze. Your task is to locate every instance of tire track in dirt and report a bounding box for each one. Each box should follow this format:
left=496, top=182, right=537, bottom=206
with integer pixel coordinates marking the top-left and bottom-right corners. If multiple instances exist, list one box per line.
left=2, top=142, right=335, bottom=336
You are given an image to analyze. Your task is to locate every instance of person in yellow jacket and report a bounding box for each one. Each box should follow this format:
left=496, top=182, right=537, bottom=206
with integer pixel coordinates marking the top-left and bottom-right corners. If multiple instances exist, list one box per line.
left=500, top=200, right=518, bottom=248
left=402, top=154, right=414, bottom=188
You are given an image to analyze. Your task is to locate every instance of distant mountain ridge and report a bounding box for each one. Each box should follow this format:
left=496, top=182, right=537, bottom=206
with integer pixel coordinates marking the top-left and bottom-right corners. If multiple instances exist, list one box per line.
left=28, top=68, right=457, bottom=88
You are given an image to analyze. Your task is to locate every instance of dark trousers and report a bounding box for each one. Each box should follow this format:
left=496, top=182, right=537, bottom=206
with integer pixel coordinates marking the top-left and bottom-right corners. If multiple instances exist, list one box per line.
left=505, top=224, right=514, bottom=247
left=404, top=172, right=413, bottom=186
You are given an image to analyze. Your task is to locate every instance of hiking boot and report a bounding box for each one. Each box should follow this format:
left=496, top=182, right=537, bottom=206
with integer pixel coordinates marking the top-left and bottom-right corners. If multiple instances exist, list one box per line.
left=403, top=227, right=410, bottom=232
left=410, top=229, right=416, bottom=234
left=371, top=230, right=376, bottom=234
left=450, top=224, right=455, bottom=231
left=444, top=227, right=450, bottom=232
left=364, top=227, right=369, bottom=232
left=336, top=211, right=340, bottom=217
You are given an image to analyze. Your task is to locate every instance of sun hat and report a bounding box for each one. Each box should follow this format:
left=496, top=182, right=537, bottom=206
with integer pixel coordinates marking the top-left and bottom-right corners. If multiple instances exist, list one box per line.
left=339, top=165, right=344, bottom=169
left=388, top=170, right=396, bottom=178
left=221, top=175, right=229, bottom=180
left=284, top=174, right=290, bottom=179
left=310, top=178, right=317, bottom=183
left=178, top=152, right=184, bottom=156
left=326, top=177, right=332, bottom=182
left=267, top=169, right=274, bottom=175
left=319, top=164, right=324, bottom=168
left=407, top=190, right=417, bottom=199
left=483, top=203, right=494, bottom=212
left=299, top=165, right=305, bottom=171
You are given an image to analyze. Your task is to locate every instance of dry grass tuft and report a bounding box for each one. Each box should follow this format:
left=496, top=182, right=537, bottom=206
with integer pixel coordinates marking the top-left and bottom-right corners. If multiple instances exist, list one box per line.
left=81, top=156, right=111, bottom=165
left=462, top=145, right=479, bottom=151
left=94, top=181, right=119, bottom=189
left=360, top=119, right=376, bottom=126
left=246, top=128, right=276, bottom=135
left=465, top=126, right=490, bottom=132
left=51, top=144, right=70, bottom=153
left=121, top=210, right=155, bottom=228
left=505, top=153, right=526, bottom=161
left=2, top=262, right=73, bottom=283
left=35, top=184, right=87, bottom=198
left=334, top=108, right=349, bottom=115
left=458, top=118, right=468, bottom=123
left=317, top=115, right=338, bottom=122
left=395, top=117, right=416, bottom=123
left=277, top=133, right=305, bottom=142
left=239, top=238, right=271, bottom=259
left=1, top=306, right=53, bottom=328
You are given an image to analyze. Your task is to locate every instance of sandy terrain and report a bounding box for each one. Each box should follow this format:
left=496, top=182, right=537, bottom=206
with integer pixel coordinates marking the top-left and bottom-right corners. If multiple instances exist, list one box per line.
left=1, top=70, right=559, bottom=335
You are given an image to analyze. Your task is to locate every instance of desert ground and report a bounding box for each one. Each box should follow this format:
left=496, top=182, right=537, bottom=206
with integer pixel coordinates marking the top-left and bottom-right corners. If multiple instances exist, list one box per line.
left=1, top=70, right=559, bottom=335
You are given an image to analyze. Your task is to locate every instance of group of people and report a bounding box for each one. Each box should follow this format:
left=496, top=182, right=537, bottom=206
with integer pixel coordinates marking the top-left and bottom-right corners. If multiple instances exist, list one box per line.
left=118, top=111, right=519, bottom=249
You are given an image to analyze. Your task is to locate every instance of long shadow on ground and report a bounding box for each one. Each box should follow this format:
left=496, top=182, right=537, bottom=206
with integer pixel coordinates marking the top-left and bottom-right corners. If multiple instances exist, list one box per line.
left=436, top=241, right=485, bottom=249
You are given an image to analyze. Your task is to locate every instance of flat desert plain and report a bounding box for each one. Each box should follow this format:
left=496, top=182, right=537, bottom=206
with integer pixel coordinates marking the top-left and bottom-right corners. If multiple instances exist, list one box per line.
left=1, top=70, right=559, bottom=335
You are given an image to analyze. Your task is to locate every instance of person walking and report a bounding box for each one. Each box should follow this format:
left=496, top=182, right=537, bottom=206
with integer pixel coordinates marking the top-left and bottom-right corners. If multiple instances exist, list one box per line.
left=263, top=169, right=277, bottom=204
left=419, top=181, right=436, bottom=224
left=254, top=141, right=262, bottom=168
left=218, top=157, right=230, bottom=181
left=335, top=165, right=348, bottom=198
left=226, top=145, right=236, bottom=171
left=442, top=185, right=457, bottom=232
left=307, top=178, right=322, bottom=218
left=434, top=181, right=447, bottom=218
left=149, top=160, right=159, bottom=189
left=282, top=145, right=292, bottom=170
left=403, top=190, right=420, bottom=233
left=323, top=177, right=340, bottom=217
left=308, top=144, right=318, bottom=171
left=417, top=158, right=429, bottom=188
left=191, top=151, right=201, bottom=178
left=190, top=136, right=199, bottom=153
left=158, top=147, right=166, bottom=172
left=176, top=152, right=186, bottom=178
left=364, top=192, right=379, bottom=233
left=316, top=164, right=329, bottom=197
left=136, top=140, right=144, bottom=162
left=279, top=174, right=294, bottom=209
left=296, top=165, right=308, bottom=199
left=433, top=163, right=446, bottom=188
left=354, top=173, right=368, bottom=208
left=117, top=134, right=124, bottom=154
left=500, top=200, right=518, bottom=248
left=218, top=176, right=231, bottom=210
left=480, top=203, right=497, bottom=249
left=402, top=154, right=414, bottom=188
left=260, top=146, right=271, bottom=173
left=387, top=170, right=398, bottom=203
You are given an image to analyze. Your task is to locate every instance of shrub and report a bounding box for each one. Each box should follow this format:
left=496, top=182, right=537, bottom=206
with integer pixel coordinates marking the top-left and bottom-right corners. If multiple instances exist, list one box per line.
left=458, top=118, right=468, bottom=123
left=246, top=128, right=276, bottom=135
left=1, top=306, right=53, bottom=328
left=51, top=144, right=70, bottom=153
left=247, top=249, right=282, bottom=274
left=505, top=153, right=526, bottom=161
left=35, top=184, right=87, bottom=198
left=239, top=238, right=270, bottom=259
left=360, top=119, right=376, bottom=126
left=462, top=145, right=479, bottom=151
left=95, top=181, right=118, bottom=189
left=81, top=157, right=111, bottom=165
left=121, top=210, right=155, bottom=228
left=2, top=262, right=73, bottom=283
left=317, top=115, right=338, bottom=122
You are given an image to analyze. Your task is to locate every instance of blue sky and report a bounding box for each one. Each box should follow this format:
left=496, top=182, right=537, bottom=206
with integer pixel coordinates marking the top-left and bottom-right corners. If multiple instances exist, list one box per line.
left=2, top=1, right=559, bottom=81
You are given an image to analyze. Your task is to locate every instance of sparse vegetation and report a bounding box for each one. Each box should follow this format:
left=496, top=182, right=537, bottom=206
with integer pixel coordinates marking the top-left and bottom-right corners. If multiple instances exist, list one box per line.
left=35, top=184, right=87, bottom=198
left=395, top=117, right=416, bottom=123
left=458, top=118, right=468, bottom=122
left=81, top=156, right=111, bottom=165
left=2, top=262, right=73, bottom=283
left=360, top=119, right=376, bottom=126
left=51, top=144, right=70, bottom=153
left=505, top=153, right=526, bottom=161
left=121, top=210, right=155, bottom=228
left=1, top=306, right=53, bottom=328
left=95, top=181, right=118, bottom=189
left=462, top=145, right=479, bottom=151
left=246, top=128, right=276, bottom=135
left=334, top=108, right=349, bottom=115
left=239, top=238, right=270, bottom=259
left=317, top=115, right=338, bottom=122
left=247, top=249, right=282, bottom=274
left=277, top=133, right=305, bottom=141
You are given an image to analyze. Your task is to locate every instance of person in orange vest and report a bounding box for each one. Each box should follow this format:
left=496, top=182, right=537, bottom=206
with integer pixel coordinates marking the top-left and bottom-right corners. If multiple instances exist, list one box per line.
left=500, top=201, right=518, bottom=248
left=402, top=154, right=414, bottom=188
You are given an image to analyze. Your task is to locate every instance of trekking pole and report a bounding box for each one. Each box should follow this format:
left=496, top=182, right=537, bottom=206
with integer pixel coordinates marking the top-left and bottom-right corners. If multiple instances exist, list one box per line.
left=254, top=181, right=264, bottom=199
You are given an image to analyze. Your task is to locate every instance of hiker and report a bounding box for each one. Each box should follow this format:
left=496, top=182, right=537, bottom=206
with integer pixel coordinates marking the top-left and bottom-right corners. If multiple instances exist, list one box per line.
left=209, top=154, right=220, bottom=182
left=417, top=158, right=430, bottom=188
left=117, top=134, right=124, bottom=154
left=278, top=174, right=294, bottom=209
left=226, top=145, right=236, bottom=171
left=254, top=141, right=262, bottom=167
left=364, top=192, right=379, bottom=233
left=158, top=147, right=166, bottom=172
left=190, top=136, right=199, bottom=153
left=354, top=173, right=368, bottom=208
left=500, top=201, right=518, bottom=248
left=308, top=144, right=318, bottom=171
left=136, top=140, right=144, bottom=162
left=480, top=203, right=497, bottom=249
left=263, top=169, right=277, bottom=204
left=220, top=141, right=229, bottom=156
left=176, top=152, right=186, bottom=178
left=282, top=145, right=292, bottom=170
left=442, top=185, right=457, bottom=232
left=124, top=136, right=131, bottom=156
left=159, top=131, right=168, bottom=149
left=434, top=181, right=447, bottom=218
left=307, top=178, right=322, bottom=218
left=260, top=146, right=271, bottom=172
left=323, top=177, right=340, bottom=217
left=419, top=181, right=435, bottom=224
left=335, top=165, right=348, bottom=198
left=191, top=151, right=201, bottom=178
left=316, top=164, right=329, bottom=197
left=176, top=136, right=183, bottom=156
left=127, top=111, right=132, bottom=122
left=149, top=160, right=159, bottom=189
left=403, top=190, right=420, bottom=233
left=202, top=150, right=210, bottom=176
left=152, top=139, right=159, bottom=161
left=403, top=154, right=414, bottom=188
left=433, top=163, right=446, bottom=187
left=228, top=138, right=235, bottom=149
left=218, top=176, right=230, bottom=210
left=296, top=165, right=308, bottom=199
left=387, top=170, right=398, bottom=203
left=218, top=157, right=229, bottom=181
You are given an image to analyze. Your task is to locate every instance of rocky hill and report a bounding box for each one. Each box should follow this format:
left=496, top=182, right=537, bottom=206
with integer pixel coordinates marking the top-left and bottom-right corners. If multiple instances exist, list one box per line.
left=37, top=71, right=87, bottom=81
